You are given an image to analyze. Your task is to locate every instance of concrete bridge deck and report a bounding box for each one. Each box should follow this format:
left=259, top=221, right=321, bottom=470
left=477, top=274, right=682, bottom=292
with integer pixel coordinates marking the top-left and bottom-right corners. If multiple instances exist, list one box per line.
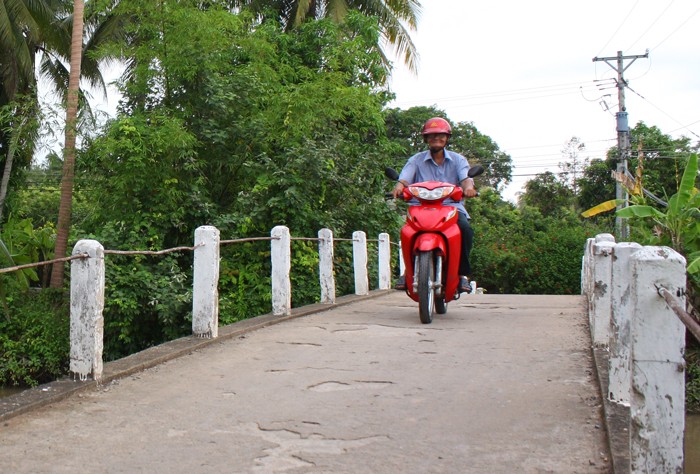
left=0, top=293, right=611, bottom=473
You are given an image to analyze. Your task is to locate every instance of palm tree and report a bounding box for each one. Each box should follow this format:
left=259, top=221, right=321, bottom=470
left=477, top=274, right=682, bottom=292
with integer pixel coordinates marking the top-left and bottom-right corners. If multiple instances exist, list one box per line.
left=0, top=0, right=57, bottom=226
left=50, top=0, right=85, bottom=288
left=233, top=0, right=422, bottom=72
left=0, top=0, right=57, bottom=103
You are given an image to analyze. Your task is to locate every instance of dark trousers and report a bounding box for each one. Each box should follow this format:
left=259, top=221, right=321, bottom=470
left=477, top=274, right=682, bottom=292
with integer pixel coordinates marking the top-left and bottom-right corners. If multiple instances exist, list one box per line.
left=457, top=213, right=473, bottom=276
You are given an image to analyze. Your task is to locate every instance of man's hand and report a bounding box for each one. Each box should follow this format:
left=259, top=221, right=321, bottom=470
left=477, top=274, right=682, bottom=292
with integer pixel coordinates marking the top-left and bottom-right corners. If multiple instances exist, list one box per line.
left=392, top=181, right=406, bottom=199
left=462, top=178, right=477, bottom=198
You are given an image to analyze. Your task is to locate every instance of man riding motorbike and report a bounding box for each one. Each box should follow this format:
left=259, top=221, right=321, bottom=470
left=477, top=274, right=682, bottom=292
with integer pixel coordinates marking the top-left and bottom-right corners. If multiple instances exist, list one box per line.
left=392, top=117, right=477, bottom=293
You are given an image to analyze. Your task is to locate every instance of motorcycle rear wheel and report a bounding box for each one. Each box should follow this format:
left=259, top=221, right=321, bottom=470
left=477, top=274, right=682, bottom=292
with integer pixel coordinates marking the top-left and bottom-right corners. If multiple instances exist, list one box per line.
left=417, top=251, right=435, bottom=324
left=435, top=297, right=447, bottom=314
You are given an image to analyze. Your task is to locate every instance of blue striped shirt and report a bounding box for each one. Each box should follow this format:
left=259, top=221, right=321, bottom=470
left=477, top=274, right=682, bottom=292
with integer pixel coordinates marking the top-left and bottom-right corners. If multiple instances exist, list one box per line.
left=398, top=149, right=472, bottom=217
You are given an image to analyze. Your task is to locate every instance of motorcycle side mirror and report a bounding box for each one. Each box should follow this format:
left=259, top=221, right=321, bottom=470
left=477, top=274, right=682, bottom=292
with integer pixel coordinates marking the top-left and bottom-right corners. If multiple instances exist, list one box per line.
left=384, top=167, right=400, bottom=181
left=468, top=165, right=485, bottom=178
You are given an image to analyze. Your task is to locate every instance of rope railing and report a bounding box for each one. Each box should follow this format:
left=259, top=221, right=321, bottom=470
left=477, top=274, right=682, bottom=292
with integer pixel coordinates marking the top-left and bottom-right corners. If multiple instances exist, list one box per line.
left=220, top=236, right=278, bottom=245
left=0, top=253, right=88, bottom=275
left=64, top=225, right=393, bottom=384
left=104, top=245, right=202, bottom=256
left=657, top=285, right=700, bottom=343
left=0, top=232, right=385, bottom=276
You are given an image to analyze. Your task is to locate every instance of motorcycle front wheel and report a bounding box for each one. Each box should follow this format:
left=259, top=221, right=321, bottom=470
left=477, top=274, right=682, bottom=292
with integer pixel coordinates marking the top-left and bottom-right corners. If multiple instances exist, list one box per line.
left=417, top=251, right=435, bottom=324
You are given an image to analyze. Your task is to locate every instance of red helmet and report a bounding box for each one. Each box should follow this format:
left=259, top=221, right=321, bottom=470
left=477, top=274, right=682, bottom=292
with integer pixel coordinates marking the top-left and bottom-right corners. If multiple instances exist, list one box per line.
left=421, top=117, right=452, bottom=136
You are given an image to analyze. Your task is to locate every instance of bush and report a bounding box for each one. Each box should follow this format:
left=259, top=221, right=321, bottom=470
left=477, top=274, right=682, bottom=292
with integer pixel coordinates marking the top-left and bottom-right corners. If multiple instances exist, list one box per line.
left=687, top=338, right=700, bottom=414
left=0, top=289, right=69, bottom=387
left=469, top=191, right=607, bottom=295
left=218, top=241, right=272, bottom=324
left=102, top=254, right=192, bottom=361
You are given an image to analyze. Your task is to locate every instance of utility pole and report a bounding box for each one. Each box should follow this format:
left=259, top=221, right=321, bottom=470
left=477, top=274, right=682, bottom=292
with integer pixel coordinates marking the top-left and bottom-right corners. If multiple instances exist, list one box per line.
left=592, top=50, right=649, bottom=240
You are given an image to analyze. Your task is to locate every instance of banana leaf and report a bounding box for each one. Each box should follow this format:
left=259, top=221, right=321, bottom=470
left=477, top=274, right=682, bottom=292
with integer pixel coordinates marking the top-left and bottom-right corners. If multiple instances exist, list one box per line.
left=668, top=154, right=698, bottom=216
left=616, top=205, right=666, bottom=219
left=581, top=199, right=622, bottom=218
left=689, top=252, right=700, bottom=274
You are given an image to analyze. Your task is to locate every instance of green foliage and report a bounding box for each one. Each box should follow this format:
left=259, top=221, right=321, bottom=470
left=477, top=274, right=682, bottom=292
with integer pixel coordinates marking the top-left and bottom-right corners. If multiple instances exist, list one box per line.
left=218, top=242, right=272, bottom=324
left=102, top=254, right=192, bottom=360
left=385, top=106, right=444, bottom=157
left=687, top=343, right=700, bottom=414
left=72, top=5, right=400, bottom=360
left=0, top=289, right=69, bottom=387
left=231, top=0, right=421, bottom=73
left=0, top=97, right=40, bottom=201
left=626, top=122, right=696, bottom=201
left=4, top=1, right=639, bottom=392
left=617, top=154, right=699, bottom=271
left=72, top=133, right=199, bottom=363
left=520, top=171, right=574, bottom=218
left=290, top=241, right=321, bottom=307
left=616, top=154, right=700, bottom=323
left=469, top=189, right=603, bottom=294
left=449, top=121, right=513, bottom=192
left=384, top=106, right=513, bottom=191
left=576, top=158, right=616, bottom=228
left=582, top=123, right=696, bottom=223
left=0, top=216, right=55, bottom=294
left=15, top=153, right=96, bottom=231
left=79, top=112, right=205, bottom=246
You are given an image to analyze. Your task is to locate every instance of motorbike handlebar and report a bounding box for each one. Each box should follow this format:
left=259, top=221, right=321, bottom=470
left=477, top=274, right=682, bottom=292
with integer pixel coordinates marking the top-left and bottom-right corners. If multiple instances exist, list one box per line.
left=384, top=192, right=479, bottom=201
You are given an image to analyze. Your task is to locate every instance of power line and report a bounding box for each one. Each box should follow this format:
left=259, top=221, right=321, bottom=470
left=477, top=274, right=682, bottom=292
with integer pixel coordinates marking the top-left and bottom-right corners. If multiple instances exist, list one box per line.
left=651, top=4, right=700, bottom=51
left=390, top=80, right=615, bottom=109
left=626, top=1, right=675, bottom=52
left=505, top=137, right=617, bottom=151
left=596, top=0, right=641, bottom=56
left=625, top=86, right=700, bottom=139
left=394, top=80, right=610, bottom=103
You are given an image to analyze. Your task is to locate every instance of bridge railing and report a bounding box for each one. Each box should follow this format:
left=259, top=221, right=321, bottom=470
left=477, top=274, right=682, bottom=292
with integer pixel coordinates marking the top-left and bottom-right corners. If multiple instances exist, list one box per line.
left=69, top=225, right=392, bottom=383
left=582, top=233, right=689, bottom=472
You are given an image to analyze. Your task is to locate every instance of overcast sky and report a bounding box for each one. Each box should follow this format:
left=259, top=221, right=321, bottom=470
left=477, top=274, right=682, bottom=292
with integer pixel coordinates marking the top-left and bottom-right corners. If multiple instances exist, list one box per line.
left=386, top=0, right=700, bottom=201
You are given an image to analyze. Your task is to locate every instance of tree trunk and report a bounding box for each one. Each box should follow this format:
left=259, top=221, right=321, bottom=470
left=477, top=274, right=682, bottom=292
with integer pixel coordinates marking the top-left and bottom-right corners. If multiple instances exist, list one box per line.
left=0, top=108, right=32, bottom=221
left=50, top=0, right=85, bottom=288
left=0, top=135, right=17, bottom=222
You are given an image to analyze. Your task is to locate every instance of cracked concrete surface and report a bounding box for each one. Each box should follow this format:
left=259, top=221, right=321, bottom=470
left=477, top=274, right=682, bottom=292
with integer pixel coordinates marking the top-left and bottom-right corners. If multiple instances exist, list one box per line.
left=0, top=293, right=610, bottom=473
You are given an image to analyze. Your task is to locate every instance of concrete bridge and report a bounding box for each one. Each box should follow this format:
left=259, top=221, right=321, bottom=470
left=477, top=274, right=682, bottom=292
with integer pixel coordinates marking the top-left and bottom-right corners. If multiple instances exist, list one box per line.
left=1, top=292, right=613, bottom=473
left=0, top=229, right=694, bottom=473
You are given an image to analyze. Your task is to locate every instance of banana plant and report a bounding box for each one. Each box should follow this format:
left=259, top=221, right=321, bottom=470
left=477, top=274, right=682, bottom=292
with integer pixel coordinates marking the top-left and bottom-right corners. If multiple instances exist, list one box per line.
left=616, top=153, right=699, bottom=273
left=0, top=217, right=49, bottom=319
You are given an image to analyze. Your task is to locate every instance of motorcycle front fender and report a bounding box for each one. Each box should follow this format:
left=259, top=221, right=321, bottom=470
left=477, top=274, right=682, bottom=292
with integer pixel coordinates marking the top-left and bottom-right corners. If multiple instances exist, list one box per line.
left=413, top=233, right=446, bottom=256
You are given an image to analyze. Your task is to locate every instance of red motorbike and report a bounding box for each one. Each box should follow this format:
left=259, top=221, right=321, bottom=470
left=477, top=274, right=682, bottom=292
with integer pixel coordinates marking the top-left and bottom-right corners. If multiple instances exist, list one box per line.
left=385, top=165, right=484, bottom=324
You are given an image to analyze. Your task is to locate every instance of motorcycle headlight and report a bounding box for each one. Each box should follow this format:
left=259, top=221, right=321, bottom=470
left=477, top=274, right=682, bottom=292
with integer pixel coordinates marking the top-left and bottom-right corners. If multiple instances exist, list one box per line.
left=409, top=186, right=454, bottom=201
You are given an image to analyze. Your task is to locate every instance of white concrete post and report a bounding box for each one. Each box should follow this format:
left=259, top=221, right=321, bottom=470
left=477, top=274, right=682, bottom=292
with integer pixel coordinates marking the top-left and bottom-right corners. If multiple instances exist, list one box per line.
left=629, top=246, right=686, bottom=473
left=595, top=233, right=616, bottom=244
left=590, top=237, right=616, bottom=347
left=192, top=226, right=220, bottom=338
left=353, top=231, right=369, bottom=295
left=608, top=242, right=641, bottom=405
left=70, top=240, right=105, bottom=382
left=271, top=226, right=291, bottom=315
left=318, top=228, right=335, bottom=304
left=581, top=237, right=595, bottom=302
left=378, top=233, right=391, bottom=290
